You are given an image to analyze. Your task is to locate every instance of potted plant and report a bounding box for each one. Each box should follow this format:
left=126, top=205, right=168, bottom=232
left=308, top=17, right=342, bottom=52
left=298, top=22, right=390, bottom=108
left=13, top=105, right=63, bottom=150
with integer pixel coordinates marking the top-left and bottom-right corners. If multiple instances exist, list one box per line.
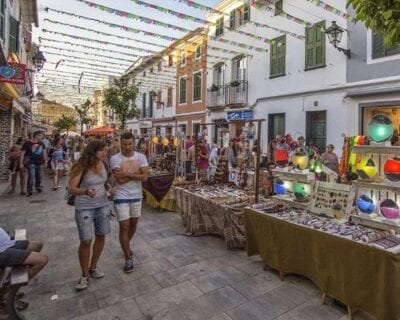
left=210, top=84, right=219, bottom=92
left=230, top=80, right=241, bottom=87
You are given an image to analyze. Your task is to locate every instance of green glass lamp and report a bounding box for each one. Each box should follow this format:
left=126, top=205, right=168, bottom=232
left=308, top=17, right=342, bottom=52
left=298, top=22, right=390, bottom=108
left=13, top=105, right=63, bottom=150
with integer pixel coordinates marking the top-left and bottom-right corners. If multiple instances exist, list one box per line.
left=367, top=114, right=394, bottom=143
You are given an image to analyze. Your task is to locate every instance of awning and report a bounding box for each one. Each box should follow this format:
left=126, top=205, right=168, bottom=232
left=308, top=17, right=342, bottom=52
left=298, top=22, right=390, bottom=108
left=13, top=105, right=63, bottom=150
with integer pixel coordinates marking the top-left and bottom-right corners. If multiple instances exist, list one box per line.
left=83, top=125, right=114, bottom=135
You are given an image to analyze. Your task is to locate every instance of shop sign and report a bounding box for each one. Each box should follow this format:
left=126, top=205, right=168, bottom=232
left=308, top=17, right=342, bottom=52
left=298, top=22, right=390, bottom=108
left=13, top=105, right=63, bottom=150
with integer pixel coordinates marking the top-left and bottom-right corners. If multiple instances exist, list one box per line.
left=0, top=63, right=26, bottom=84
left=139, top=120, right=152, bottom=128
left=227, top=110, right=253, bottom=121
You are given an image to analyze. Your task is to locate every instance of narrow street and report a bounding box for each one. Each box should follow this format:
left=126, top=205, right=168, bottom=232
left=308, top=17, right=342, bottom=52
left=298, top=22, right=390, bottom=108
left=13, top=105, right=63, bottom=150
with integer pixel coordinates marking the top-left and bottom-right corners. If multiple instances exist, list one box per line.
left=1, top=176, right=354, bottom=320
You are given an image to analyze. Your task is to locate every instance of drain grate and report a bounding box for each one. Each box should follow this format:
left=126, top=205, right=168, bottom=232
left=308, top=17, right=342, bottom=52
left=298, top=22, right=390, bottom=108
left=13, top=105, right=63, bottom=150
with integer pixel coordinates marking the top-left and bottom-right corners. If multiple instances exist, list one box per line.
left=29, top=200, right=47, bottom=204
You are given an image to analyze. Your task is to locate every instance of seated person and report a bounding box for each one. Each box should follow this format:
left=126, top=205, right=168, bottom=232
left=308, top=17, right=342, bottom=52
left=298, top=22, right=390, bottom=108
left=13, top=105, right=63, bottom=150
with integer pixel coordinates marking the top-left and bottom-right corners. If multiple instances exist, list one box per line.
left=0, top=227, right=48, bottom=281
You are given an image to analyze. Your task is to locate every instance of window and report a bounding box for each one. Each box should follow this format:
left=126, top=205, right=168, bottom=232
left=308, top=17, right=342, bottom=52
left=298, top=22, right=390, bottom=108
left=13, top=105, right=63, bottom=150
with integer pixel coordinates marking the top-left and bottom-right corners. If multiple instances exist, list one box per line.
left=142, top=93, right=146, bottom=118
left=305, top=21, right=326, bottom=70
left=143, top=71, right=146, bottom=77
left=372, top=33, right=400, bottom=59
left=270, top=35, right=286, bottom=78
left=9, top=16, right=19, bottom=52
left=167, top=87, right=173, bottom=107
left=0, top=0, right=5, bottom=40
left=232, top=56, right=247, bottom=81
left=181, top=51, right=186, bottom=65
left=215, top=17, right=224, bottom=37
left=158, top=61, right=162, bottom=71
left=229, top=2, right=250, bottom=30
left=168, top=55, right=173, bottom=67
left=179, top=77, right=187, bottom=104
left=149, top=93, right=153, bottom=118
left=195, top=45, right=201, bottom=60
left=214, top=63, right=225, bottom=88
left=274, top=0, right=283, bottom=16
left=193, top=72, right=202, bottom=102
left=156, top=90, right=162, bottom=109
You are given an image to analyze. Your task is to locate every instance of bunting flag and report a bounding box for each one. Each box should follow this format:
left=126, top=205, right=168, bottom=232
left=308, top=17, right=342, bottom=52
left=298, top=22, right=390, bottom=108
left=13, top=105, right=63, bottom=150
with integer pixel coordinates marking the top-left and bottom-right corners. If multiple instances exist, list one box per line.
left=44, top=19, right=167, bottom=49
left=39, top=68, right=109, bottom=78
left=46, top=61, right=121, bottom=75
left=171, top=0, right=304, bottom=39
left=305, top=0, right=355, bottom=22
left=46, top=57, right=127, bottom=71
left=37, top=83, right=98, bottom=89
left=41, top=29, right=158, bottom=54
left=36, top=76, right=105, bottom=85
left=209, top=36, right=267, bottom=52
left=41, top=45, right=136, bottom=63
left=39, top=37, right=141, bottom=58
left=43, top=51, right=131, bottom=68
left=129, top=0, right=213, bottom=25
left=76, top=0, right=192, bottom=33
left=251, top=0, right=312, bottom=26
left=229, top=28, right=271, bottom=43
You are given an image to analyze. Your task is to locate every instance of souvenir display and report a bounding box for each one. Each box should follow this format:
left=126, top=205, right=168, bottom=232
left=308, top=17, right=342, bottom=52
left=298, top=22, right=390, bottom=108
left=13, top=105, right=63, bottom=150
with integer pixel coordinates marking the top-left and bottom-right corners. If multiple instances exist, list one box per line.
left=292, top=148, right=309, bottom=170
left=380, top=199, right=400, bottom=219
left=384, top=157, right=400, bottom=182
left=274, top=178, right=286, bottom=195
left=356, top=157, right=378, bottom=180
left=367, top=114, right=394, bottom=143
left=356, top=194, right=375, bottom=214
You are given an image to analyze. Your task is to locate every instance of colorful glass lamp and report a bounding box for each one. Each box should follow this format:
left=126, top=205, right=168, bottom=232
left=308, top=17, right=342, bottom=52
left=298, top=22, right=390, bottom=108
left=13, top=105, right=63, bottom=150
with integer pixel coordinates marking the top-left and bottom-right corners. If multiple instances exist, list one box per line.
left=275, top=149, right=289, bottom=167
left=356, top=157, right=377, bottom=180
left=152, top=136, right=159, bottom=144
left=356, top=194, right=375, bottom=214
left=384, top=157, right=400, bottom=182
left=367, top=114, right=394, bottom=143
left=380, top=199, right=400, bottom=219
left=293, top=183, right=307, bottom=200
left=274, top=178, right=286, bottom=195
left=292, top=148, right=309, bottom=170
left=162, top=138, right=169, bottom=146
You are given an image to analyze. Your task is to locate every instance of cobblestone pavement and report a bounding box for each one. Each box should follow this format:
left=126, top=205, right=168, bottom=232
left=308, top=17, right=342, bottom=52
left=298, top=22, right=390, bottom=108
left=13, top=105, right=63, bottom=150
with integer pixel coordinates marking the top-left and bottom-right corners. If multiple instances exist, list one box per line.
left=0, top=176, right=363, bottom=320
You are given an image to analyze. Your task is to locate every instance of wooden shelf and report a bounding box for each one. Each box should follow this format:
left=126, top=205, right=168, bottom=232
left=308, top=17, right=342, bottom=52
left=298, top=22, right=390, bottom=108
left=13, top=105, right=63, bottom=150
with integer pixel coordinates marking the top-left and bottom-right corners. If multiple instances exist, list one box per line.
left=271, top=195, right=310, bottom=209
left=272, top=168, right=314, bottom=182
left=353, top=180, right=400, bottom=193
left=352, top=145, right=400, bottom=155
left=352, top=214, right=400, bottom=233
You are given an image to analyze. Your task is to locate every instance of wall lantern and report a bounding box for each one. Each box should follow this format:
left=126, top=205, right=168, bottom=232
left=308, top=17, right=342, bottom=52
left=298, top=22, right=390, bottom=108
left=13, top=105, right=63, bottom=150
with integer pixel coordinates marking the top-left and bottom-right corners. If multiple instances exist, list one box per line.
left=325, top=21, right=351, bottom=59
left=32, top=51, right=47, bottom=72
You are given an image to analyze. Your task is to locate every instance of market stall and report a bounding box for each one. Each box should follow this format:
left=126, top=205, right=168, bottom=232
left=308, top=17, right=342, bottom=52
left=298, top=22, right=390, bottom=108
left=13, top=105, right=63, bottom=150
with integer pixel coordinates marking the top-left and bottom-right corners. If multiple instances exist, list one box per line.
left=246, top=205, right=400, bottom=320
left=173, top=184, right=253, bottom=249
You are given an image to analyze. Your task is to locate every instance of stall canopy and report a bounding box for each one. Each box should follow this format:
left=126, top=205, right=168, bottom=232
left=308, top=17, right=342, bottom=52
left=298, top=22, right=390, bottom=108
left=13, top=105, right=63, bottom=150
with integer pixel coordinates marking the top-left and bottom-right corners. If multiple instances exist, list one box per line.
left=83, top=125, right=114, bottom=136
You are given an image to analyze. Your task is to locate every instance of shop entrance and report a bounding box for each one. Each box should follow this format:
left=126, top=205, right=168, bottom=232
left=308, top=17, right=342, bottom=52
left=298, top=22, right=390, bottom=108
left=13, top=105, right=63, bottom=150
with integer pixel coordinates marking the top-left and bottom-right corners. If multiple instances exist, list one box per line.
left=306, top=111, right=326, bottom=153
left=268, top=113, right=285, bottom=142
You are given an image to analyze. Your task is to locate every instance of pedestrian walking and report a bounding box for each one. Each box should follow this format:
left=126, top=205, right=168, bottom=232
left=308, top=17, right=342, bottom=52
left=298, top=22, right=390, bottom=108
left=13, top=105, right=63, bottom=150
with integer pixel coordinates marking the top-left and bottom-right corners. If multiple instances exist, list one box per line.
left=110, top=132, right=149, bottom=273
left=51, top=138, right=68, bottom=190
left=68, top=140, right=113, bottom=290
left=20, top=131, right=46, bottom=197
left=8, top=137, right=26, bottom=195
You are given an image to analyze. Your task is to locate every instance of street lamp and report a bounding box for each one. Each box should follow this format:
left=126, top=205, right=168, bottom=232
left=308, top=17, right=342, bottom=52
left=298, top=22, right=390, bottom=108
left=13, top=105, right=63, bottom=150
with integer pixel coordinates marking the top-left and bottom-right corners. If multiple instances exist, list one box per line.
left=32, top=51, right=47, bottom=72
left=325, top=21, right=351, bottom=59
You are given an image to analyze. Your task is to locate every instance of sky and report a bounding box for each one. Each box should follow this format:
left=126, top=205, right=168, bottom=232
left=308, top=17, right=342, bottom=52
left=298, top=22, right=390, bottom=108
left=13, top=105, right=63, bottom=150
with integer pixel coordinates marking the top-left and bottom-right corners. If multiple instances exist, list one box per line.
left=33, top=0, right=220, bottom=106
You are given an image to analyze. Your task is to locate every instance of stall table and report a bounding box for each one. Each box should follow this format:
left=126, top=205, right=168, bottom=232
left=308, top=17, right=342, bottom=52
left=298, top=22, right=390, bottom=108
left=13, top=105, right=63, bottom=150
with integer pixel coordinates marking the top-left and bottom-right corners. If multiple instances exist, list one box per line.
left=143, top=174, right=176, bottom=212
left=245, top=208, right=400, bottom=320
left=173, top=186, right=250, bottom=249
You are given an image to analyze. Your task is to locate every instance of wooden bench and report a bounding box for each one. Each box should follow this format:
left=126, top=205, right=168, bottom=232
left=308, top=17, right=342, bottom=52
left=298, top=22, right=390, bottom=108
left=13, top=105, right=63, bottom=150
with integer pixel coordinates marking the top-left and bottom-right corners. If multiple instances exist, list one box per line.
left=0, top=229, right=29, bottom=320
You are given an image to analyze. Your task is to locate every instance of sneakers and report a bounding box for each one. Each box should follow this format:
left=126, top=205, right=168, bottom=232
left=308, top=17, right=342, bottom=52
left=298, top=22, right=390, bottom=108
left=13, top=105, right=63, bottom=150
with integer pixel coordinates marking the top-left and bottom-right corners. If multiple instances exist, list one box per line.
left=36, top=188, right=42, bottom=193
left=89, top=268, right=104, bottom=279
left=75, top=276, right=89, bottom=291
left=27, top=192, right=32, bottom=197
left=123, top=258, right=134, bottom=273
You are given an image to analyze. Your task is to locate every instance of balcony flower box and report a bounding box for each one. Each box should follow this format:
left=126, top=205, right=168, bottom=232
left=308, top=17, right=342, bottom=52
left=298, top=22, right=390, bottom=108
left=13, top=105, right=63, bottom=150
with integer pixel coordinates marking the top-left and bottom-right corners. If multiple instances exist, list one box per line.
left=230, top=80, right=240, bottom=87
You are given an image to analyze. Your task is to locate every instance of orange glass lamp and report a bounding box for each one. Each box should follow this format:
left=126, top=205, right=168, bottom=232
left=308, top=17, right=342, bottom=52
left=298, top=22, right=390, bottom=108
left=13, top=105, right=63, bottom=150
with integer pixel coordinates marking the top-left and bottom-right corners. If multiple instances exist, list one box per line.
left=152, top=136, right=159, bottom=144
left=356, top=157, right=377, bottom=180
left=384, top=157, right=400, bottom=182
left=162, top=137, right=169, bottom=146
left=173, top=138, right=178, bottom=147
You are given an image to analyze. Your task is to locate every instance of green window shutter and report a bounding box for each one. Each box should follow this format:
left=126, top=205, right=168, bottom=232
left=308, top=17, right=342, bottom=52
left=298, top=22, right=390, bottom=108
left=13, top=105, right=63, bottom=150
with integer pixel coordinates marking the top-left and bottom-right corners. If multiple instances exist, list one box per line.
left=315, top=22, right=325, bottom=67
left=275, top=0, right=283, bottom=16
left=229, top=10, right=235, bottom=30
left=9, top=16, right=19, bottom=52
left=193, top=73, right=201, bottom=101
left=215, top=17, right=224, bottom=37
left=270, top=36, right=286, bottom=77
left=0, top=0, right=5, bottom=40
left=180, top=78, right=187, bottom=103
left=243, top=3, right=250, bottom=22
left=305, top=27, right=315, bottom=69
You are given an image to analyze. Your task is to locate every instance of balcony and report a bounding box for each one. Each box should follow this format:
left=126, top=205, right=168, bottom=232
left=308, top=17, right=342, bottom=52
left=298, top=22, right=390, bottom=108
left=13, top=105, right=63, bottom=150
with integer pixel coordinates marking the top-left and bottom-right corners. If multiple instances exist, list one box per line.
left=225, top=80, right=248, bottom=108
left=207, top=85, right=225, bottom=110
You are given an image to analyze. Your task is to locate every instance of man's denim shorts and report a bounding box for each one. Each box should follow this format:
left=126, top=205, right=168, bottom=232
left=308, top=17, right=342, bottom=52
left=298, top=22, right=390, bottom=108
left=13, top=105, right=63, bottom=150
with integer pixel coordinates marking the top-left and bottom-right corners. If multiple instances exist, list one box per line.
left=75, top=206, right=111, bottom=241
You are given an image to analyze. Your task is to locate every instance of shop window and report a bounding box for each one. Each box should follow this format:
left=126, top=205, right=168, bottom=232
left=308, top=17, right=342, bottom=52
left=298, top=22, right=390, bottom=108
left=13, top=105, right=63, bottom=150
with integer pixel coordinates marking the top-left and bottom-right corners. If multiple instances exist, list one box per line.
left=179, top=77, right=187, bottom=104
left=372, top=33, right=400, bottom=59
left=270, top=35, right=286, bottom=78
left=193, top=72, right=202, bottom=102
left=305, top=21, right=326, bottom=70
left=215, top=17, right=224, bottom=37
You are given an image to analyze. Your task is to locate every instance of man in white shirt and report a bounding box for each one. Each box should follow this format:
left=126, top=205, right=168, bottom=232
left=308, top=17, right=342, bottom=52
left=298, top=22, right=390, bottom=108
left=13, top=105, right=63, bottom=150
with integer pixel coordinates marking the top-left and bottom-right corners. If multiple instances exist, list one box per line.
left=110, top=132, right=149, bottom=273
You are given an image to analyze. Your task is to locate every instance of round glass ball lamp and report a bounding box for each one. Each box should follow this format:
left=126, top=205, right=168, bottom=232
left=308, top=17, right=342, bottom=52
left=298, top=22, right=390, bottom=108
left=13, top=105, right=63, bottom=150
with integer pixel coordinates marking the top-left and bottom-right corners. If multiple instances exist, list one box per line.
left=367, top=114, right=394, bottom=143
